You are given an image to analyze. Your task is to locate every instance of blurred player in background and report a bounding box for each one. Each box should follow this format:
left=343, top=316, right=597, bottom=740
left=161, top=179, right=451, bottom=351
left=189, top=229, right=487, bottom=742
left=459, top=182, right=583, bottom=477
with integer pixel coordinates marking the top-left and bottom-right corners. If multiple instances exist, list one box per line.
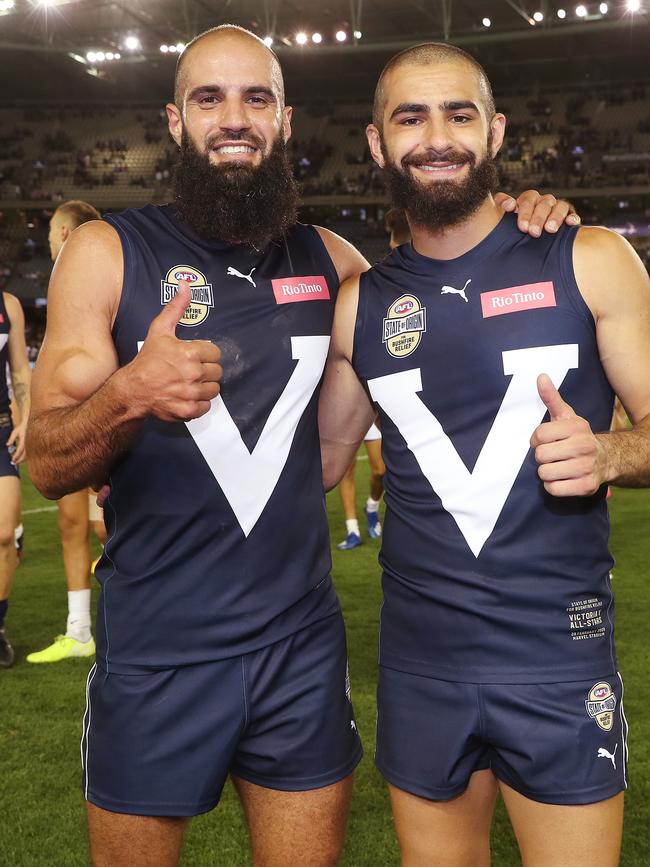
left=0, top=291, right=30, bottom=667
left=336, top=422, right=385, bottom=550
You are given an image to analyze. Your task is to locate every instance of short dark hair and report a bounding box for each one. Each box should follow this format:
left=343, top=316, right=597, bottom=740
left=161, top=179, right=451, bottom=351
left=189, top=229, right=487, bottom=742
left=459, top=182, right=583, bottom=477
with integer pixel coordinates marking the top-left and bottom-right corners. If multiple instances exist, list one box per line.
left=174, top=24, right=284, bottom=108
left=55, top=200, right=101, bottom=228
left=373, top=42, right=496, bottom=131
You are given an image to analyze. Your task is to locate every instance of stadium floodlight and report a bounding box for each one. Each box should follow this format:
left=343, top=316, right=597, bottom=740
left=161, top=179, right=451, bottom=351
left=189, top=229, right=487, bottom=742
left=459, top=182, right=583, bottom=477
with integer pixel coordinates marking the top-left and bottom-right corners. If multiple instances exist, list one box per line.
left=160, top=44, right=169, bottom=53
left=353, top=30, right=362, bottom=38
left=312, top=32, right=322, bottom=44
left=482, top=17, right=491, bottom=26
left=124, top=35, right=140, bottom=51
left=114, top=52, right=120, bottom=59
left=557, top=7, right=567, bottom=16
left=0, top=0, right=15, bottom=11
left=176, top=43, right=185, bottom=53
left=599, top=2, right=608, bottom=11
left=96, top=51, right=105, bottom=62
left=335, top=30, right=347, bottom=42
left=86, top=51, right=97, bottom=63
left=626, top=0, right=640, bottom=9
left=575, top=4, right=587, bottom=16
left=295, top=32, right=308, bottom=45
left=263, top=36, right=273, bottom=47
left=106, top=51, right=114, bottom=60
left=533, top=10, right=544, bottom=21
left=168, top=44, right=177, bottom=53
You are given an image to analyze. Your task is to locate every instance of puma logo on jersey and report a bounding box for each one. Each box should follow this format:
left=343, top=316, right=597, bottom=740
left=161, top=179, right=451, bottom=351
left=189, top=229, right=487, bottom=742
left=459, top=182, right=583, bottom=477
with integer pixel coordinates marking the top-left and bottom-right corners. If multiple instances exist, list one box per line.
left=227, top=266, right=257, bottom=287
left=597, top=745, right=617, bottom=769
left=441, top=279, right=471, bottom=302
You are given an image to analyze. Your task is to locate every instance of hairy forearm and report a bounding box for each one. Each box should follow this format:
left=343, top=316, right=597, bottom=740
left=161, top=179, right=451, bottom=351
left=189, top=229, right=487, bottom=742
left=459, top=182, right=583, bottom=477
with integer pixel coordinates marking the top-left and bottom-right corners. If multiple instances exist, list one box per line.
left=598, top=414, right=650, bottom=487
left=27, top=370, right=143, bottom=499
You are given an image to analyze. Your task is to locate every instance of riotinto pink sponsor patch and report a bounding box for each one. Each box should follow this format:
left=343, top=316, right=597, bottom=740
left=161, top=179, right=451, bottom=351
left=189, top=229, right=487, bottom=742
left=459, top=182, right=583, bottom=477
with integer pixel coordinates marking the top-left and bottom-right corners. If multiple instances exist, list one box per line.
left=272, top=276, right=330, bottom=304
left=480, top=281, right=556, bottom=318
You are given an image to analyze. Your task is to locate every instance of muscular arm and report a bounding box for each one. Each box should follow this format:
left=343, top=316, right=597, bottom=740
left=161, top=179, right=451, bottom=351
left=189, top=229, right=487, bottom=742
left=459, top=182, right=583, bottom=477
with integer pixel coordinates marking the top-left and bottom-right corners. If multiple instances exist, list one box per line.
left=26, top=221, right=135, bottom=497
left=5, top=293, right=31, bottom=463
left=584, top=228, right=650, bottom=486
left=532, top=226, right=650, bottom=494
left=318, top=276, right=376, bottom=491
left=27, top=221, right=222, bottom=499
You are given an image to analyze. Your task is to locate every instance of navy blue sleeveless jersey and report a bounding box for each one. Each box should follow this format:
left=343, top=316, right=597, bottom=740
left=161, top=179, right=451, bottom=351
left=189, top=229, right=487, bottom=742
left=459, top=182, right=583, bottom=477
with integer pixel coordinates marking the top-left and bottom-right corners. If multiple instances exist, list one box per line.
left=0, top=293, right=11, bottom=417
left=99, top=205, right=339, bottom=672
left=352, top=214, right=616, bottom=684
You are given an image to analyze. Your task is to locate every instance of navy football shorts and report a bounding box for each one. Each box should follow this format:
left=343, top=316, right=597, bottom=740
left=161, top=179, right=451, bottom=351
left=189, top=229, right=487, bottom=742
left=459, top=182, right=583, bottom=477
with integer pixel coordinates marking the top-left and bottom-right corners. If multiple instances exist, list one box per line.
left=0, top=423, right=19, bottom=479
left=81, top=612, right=362, bottom=816
left=376, top=666, right=628, bottom=806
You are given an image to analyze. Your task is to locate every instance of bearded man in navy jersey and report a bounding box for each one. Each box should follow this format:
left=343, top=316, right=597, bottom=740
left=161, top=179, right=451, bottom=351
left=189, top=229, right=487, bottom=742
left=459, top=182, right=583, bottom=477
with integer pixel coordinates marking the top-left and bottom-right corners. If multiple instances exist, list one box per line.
left=320, top=42, right=649, bottom=867
left=27, top=26, right=575, bottom=867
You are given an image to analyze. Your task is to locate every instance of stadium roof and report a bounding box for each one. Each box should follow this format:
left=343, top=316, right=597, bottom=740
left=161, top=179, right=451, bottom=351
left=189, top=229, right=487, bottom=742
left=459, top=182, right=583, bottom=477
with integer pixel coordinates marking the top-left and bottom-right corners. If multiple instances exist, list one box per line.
left=0, top=0, right=648, bottom=102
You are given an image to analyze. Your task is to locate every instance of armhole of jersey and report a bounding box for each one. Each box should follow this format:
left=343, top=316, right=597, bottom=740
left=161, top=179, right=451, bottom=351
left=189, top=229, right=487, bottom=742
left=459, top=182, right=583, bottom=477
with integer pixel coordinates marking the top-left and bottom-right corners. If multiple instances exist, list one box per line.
left=302, top=224, right=340, bottom=300
left=105, top=216, right=136, bottom=344
left=558, top=226, right=597, bottom=334
left=351, top=271, right=368, bottom=369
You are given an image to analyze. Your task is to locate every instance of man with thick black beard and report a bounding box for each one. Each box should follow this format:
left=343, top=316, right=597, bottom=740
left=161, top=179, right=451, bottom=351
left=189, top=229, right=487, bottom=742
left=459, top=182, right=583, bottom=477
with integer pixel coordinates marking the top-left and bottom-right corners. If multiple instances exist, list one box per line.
left=27, top=27, right=576, bottom=867
left=320, top=42, right=650, bottom=867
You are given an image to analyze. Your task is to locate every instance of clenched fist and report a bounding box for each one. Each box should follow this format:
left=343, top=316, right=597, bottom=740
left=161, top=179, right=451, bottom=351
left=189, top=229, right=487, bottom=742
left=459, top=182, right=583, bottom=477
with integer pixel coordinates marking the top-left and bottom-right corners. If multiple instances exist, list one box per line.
left=530, top=373, right=608, bottom=497
left=124, top=283, right=222, bottom=422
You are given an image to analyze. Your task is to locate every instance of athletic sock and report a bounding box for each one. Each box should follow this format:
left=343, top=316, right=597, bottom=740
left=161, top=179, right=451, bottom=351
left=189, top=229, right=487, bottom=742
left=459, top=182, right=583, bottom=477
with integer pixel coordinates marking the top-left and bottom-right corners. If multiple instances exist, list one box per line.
left=14, top=524, right=23, bottom=544
left=345, top=519, right=360, bottom=536
left=66, top=589, right=92, bottom=643
left=0, top=598, right=7, bottom=630
left=366, top=496, right=381, bottom=514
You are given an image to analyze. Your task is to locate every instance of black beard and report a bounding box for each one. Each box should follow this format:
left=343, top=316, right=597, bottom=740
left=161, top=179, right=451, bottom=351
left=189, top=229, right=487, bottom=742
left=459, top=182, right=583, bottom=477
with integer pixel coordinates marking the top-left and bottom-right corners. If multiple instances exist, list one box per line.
left=173, top=130, right=299, bottom=248
left=381, top=140, right=499, bottom=232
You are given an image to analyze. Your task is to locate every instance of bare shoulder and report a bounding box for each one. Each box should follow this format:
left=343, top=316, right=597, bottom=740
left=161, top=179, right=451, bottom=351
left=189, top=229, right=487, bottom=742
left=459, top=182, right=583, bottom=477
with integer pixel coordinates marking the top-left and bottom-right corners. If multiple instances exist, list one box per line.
left=573, top=225, right=650, bottom=318
left=53, top=218, right=122, bottom=269
left=48, top=218, right=124, bottom=324
left=314, top=225, right=370, bottom=284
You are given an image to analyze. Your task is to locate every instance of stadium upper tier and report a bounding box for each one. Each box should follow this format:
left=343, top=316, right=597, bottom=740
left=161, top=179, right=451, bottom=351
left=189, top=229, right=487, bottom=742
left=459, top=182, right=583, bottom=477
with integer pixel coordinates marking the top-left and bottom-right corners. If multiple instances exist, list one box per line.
left=0, top=82, right=649, bottom=208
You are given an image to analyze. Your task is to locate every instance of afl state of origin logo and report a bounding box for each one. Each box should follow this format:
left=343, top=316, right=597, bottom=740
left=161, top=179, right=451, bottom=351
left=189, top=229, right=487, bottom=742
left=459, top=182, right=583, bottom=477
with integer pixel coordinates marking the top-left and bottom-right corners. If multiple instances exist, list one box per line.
left=161, top=265, right=214, bottom=326
left=382, top=294, right=427, bottom=358
left=585, top=682, right=617, bottom=731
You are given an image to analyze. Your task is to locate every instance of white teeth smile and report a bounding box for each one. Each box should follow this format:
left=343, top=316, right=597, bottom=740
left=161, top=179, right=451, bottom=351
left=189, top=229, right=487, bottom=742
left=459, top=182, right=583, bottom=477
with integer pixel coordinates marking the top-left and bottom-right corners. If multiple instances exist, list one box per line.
left=417, top=163, right=462, bottom=172
left=215, top=145, right=255, bottom=154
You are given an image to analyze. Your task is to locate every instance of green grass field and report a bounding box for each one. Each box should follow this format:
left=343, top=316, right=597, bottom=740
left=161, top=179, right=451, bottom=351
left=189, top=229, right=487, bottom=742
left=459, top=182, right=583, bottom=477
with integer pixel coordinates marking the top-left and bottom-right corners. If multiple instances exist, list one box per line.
left=3, top=464, right=649, bottom=865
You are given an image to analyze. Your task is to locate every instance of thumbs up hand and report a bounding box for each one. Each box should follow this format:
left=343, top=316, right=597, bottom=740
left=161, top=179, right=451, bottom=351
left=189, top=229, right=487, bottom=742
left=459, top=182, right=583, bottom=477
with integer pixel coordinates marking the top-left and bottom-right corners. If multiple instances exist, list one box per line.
left=530, top=373, right=608, bottom=497
left=124, top=282, right=222, bottom=422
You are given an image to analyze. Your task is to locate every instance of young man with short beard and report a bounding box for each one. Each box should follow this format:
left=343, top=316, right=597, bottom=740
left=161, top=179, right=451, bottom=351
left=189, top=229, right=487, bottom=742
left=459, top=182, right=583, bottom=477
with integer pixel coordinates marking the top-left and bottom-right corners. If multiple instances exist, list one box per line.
left=27, top=27, right=576, bottom=867
left=319, top=42, right=650, bottom=867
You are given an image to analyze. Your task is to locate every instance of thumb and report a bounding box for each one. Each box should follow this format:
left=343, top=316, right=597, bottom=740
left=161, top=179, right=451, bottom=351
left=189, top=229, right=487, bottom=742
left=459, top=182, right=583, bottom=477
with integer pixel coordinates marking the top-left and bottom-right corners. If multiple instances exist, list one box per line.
left=537, top=373, right=575, bottom=421
left=147, top=282, right=191, bottom=337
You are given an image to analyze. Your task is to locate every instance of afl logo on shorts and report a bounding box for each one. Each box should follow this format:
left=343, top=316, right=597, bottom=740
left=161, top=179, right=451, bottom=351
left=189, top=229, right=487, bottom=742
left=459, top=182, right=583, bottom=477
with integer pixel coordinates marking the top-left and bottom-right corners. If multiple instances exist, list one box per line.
left=382, top=294, right=427, bottom=358
left=161, top=265, right=214, bottom=326
left=585, top=681, right=616, bottom=731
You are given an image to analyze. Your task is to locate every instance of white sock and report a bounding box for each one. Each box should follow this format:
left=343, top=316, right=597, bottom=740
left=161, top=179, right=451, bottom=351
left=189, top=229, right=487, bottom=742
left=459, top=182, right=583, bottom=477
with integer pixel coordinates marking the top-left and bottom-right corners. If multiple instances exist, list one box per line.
left=66, top=589, right=92, bottom=643
left=366, top=497, right=380, bottom=513
left=345, top=519, right=360, bottom=536
left=14, top=523, right=23, bottom=542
